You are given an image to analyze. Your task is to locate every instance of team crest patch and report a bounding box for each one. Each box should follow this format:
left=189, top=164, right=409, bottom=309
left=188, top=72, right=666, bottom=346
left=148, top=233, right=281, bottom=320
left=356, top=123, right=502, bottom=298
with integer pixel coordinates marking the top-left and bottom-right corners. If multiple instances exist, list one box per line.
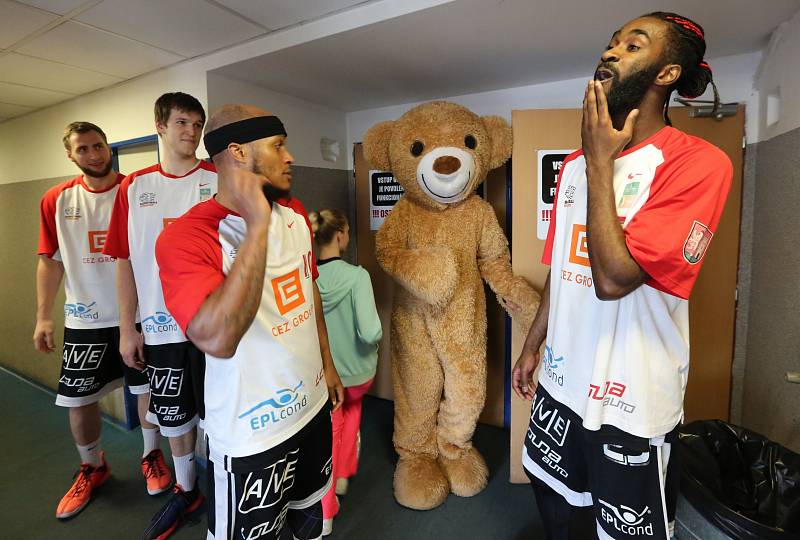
left=683, top=220, right=713, bottom=264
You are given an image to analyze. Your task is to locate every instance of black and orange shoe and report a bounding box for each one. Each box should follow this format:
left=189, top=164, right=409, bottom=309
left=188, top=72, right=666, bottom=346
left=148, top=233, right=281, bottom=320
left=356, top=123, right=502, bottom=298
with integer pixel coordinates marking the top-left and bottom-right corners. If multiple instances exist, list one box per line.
left=141, top=449, right=173, bottom=495
left=55, top=454, right=111, bottom=519
left=142, top=484, right=204, bottom=539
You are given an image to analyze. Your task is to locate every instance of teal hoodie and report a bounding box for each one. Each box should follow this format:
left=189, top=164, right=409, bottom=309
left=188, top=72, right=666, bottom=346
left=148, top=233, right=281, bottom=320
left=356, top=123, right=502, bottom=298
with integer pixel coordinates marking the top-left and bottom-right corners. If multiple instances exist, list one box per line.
left=316, top=258, right=382, bottom=387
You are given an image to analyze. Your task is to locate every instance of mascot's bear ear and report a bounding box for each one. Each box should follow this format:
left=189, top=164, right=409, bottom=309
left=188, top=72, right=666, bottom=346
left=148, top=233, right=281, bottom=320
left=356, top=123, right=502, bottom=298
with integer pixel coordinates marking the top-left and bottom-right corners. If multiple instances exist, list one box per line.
left=363, top=120, right=395, bottom=171
left=481, top=115, right=512, bottom=170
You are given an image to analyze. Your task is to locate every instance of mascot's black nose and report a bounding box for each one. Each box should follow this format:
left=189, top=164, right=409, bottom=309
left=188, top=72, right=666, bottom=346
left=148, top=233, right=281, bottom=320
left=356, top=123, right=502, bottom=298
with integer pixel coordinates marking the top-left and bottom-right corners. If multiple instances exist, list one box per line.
left=433, top=156, right=461, bottom=175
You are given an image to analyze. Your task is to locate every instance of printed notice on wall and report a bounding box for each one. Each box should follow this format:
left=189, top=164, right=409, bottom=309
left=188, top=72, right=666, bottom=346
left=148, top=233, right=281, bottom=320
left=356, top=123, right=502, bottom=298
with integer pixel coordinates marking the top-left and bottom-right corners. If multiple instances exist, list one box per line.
left=537, top=150, right=575, bottom=240
left=370, top=170, right=404, bottom=230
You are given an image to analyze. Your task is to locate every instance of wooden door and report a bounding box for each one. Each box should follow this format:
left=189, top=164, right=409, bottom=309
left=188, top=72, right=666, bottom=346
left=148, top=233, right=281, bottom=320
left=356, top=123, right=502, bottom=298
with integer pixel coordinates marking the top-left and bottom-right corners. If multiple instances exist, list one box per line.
left=670, top=108, right=744, bottom=422
left=508, top=107, right=744, bottom=482
left=354, top=144, right=395, bottom=402
left=353, top=144, right=509, bottom=427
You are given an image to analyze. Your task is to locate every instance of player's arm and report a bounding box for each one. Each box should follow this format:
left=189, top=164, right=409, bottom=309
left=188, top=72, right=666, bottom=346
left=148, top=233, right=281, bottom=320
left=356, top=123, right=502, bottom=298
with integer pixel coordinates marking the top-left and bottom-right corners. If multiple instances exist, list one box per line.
left=585, top=166, right=648, bottom=300
left=313, top=282, right=344, bottom=411
left=186, top=171, right=271, bottom=358
left=33, top=255, right=64, bottom=353
left=117, top=259, right=145, bottom=370
left=512, top=272, right=550, bottom=400
left=582, top=80, right=648, bottom=300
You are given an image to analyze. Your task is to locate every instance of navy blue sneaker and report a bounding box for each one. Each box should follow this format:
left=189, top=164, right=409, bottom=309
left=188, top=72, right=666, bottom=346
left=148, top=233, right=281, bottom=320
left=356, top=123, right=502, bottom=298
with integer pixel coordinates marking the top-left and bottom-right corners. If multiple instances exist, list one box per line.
left=142, top=484, right=204, bottom=539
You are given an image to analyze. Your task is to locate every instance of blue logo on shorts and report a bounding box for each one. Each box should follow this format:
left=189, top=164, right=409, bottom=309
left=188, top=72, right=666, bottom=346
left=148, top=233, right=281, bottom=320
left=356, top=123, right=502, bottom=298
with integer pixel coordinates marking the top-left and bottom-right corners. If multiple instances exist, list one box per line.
left=543, top=345, right=564, bottom=387
left=240, top=382, right=308, bottom=431
left=65, top=301, right=99, bottom=320
left=142, top=311, right=179, bottom=334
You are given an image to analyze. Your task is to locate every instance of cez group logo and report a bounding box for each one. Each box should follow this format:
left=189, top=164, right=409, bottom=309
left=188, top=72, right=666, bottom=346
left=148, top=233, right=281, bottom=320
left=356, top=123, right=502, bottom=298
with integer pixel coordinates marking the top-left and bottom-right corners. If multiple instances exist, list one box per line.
left=271, top=269, right=305, bottom=315
left=65, top=301, right=99, bottom=320
left=88, top=230, right=107, bottom=253
left=239, top=381, right=308, bottom=431
left=569, top=224, right=590, bottom=267
left=142, top=311, right=179, bottom=334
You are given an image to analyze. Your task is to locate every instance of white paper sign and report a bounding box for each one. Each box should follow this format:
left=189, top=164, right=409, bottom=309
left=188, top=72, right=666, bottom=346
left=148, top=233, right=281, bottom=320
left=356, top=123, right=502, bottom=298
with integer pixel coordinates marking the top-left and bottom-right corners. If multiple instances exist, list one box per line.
left=537, top=150, right=576, bottom=240
left=369, top=170, right=404, bottom=230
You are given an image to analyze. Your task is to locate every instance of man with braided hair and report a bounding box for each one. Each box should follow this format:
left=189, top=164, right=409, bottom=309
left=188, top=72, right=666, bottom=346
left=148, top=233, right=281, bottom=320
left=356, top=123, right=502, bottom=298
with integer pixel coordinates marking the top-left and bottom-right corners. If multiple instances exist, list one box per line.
left=513, top=12, right=732, bottom=540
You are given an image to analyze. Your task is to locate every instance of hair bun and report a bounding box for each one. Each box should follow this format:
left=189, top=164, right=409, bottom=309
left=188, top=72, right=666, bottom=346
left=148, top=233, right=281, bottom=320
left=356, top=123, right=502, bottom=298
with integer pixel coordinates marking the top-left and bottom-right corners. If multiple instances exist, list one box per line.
left=677, top=63, right=712, bottom=99
left=308, top=211, right=320, bottom=233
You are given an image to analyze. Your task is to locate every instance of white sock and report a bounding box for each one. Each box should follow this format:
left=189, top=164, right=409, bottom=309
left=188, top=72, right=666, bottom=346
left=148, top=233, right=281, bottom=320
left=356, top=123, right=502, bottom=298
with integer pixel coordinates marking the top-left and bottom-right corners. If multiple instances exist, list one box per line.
left=142, top=427, right=161, bottom=458
left=173, top=452, right=196, bottom=491
left=77, top=439, right=102, bottom=467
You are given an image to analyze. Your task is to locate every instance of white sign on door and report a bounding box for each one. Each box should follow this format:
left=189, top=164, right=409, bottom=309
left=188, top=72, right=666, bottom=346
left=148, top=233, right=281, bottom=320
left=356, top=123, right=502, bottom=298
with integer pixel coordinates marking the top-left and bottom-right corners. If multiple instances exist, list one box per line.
left=537, top=150, right=575, bottom=240
left=369, top=170, right=404, bottom=230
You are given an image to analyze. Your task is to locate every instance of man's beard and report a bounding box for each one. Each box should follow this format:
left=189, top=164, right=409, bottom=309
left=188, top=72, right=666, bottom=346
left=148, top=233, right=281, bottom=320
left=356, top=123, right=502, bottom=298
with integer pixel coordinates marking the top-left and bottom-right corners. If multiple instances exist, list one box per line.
left=76, top=160, right=113, bottom=179
left=262, top=182, right=289, bottom=202
left=605, top=62, right=662, bottom=117
left=252, top=163, right=290, bottom=202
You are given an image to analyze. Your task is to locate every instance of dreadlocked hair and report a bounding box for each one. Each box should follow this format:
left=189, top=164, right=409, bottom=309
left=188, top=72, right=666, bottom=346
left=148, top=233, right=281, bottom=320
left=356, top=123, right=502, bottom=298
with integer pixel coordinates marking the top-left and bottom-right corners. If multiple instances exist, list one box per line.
left=643, top=12, right=719, bottom=125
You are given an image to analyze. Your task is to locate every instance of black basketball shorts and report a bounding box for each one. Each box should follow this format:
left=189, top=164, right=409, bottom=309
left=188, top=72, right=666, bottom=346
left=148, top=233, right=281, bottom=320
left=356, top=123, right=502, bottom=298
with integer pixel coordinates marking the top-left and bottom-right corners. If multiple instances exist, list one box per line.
left=142, top=340, right=204, bottom=436
left=522, top=385, right=678, bottom=540
left=56, top=326, right=124, bottom=407
left=207, top=404, right=333, bottom=540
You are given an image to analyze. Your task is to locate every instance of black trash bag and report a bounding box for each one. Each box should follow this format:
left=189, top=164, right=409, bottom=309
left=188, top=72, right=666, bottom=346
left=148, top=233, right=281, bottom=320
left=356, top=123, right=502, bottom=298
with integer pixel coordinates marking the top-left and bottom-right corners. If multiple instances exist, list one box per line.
left=678, top=420, right=800, bottom=539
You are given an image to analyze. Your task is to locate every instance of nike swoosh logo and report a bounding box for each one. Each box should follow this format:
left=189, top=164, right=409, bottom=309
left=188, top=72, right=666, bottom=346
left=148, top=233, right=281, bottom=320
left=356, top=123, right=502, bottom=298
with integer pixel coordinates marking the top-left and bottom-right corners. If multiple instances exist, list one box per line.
left=199, top=183, right=209, bottom=187
left=288, top=222, right=295, bottom=228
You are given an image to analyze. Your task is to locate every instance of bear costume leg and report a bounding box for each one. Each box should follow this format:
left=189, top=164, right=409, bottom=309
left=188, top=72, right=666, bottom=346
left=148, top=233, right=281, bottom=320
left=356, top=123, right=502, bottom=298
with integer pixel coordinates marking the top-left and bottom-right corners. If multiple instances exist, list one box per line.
left=390, top=306, right=449, bottom=510
left=434, top=339, right=489, bottom=497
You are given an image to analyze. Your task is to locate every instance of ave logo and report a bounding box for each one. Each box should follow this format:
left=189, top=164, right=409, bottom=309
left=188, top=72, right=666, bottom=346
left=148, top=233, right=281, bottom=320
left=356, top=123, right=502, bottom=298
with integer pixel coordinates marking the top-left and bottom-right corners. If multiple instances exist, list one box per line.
left=149, top=367, right=184, bottom=398
left=63, top=343, right=106, bottom=371
left=238, top=450, right=298, bottom=514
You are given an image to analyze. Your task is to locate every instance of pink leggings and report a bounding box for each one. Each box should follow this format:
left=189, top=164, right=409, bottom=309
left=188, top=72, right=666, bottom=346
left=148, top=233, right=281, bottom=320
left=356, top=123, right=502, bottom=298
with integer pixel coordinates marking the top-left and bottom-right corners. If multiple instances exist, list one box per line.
left=322, top=378, right=373, bottom=519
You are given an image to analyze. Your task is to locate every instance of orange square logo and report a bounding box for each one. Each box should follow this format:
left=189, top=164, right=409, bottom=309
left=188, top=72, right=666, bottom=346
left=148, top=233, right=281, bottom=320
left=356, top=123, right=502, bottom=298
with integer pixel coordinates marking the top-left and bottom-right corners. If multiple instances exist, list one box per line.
left=271, top=269, right=305, bottom=315
left=569, top=224, right=590, bottom=267
left=163, top=218, right=177, bottom=229
left=88, top=230, right=107, bottom=254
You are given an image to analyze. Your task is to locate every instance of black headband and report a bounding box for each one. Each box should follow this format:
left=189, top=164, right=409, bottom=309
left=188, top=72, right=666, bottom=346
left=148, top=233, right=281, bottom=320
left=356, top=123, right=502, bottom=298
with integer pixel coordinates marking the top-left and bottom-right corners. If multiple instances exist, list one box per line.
left=203, top=115, right=287, bottom=157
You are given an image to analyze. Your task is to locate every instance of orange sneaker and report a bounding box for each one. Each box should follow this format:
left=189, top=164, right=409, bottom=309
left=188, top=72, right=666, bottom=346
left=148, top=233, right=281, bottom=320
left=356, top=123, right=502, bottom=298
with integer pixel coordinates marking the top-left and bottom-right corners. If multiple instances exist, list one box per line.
left=142, top=449, right=173, bottom=495
left=55, top=454, right=110, bottom=519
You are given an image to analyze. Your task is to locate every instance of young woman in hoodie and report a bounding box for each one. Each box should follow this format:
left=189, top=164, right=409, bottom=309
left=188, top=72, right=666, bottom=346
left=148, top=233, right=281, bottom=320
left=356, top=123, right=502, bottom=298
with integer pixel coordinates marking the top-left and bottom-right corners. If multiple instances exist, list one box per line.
left=310, top=209, right=382, bottom=535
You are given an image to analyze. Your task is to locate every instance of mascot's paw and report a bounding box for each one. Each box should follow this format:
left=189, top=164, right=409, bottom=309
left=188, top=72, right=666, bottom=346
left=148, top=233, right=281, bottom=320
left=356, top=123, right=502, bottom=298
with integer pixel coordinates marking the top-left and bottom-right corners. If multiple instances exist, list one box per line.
left=438, top=447, right=488, bottom=498
left=498, top=279, right=540, bottom=333
left=394, top=456, right=449, bottom=510
left=409, top=247, right=458, bottom=308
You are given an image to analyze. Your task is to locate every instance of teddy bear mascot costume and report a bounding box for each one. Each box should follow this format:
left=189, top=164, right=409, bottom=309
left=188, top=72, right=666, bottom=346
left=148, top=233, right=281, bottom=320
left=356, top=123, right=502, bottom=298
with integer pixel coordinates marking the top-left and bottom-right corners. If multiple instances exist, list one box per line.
left=364, top=101, right=541, bottom=510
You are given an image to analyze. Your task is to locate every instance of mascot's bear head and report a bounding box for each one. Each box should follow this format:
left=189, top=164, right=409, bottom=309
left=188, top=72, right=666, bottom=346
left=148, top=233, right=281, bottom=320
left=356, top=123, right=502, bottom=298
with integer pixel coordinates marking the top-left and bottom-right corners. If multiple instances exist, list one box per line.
left=363, top=101, right=512, bottom=209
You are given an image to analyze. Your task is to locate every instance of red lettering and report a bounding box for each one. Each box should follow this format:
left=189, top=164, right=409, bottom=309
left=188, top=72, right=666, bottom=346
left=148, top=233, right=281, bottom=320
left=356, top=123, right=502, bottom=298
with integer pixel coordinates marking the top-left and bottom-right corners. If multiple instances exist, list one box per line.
left=588, top=381, right=627, bottom=400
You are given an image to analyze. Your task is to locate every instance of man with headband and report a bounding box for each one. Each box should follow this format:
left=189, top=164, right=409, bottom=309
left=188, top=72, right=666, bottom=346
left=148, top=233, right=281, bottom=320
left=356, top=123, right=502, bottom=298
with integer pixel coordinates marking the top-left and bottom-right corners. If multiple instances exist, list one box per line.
left=512, top=12, right=732, bottom=540
left=104, top=92, right=216, bottom=538
left=155, top=104, right=344, bottom=540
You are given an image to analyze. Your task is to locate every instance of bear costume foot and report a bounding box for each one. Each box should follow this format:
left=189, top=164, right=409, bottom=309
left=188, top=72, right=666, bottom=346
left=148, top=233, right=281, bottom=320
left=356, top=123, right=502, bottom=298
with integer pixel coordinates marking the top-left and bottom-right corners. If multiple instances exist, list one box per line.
left=393, top=456, right=449, bottom=510
left=438, top=447, right=488, bottom=497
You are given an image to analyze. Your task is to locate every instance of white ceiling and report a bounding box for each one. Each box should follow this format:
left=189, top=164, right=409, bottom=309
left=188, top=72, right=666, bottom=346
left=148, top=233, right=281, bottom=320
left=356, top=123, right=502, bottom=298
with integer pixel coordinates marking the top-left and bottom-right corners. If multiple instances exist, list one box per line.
left=214, top=0, right=800, bottom=112
left=0, top=0, right=798, bottom=124
left=0, top=0, right=367, bottom=122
